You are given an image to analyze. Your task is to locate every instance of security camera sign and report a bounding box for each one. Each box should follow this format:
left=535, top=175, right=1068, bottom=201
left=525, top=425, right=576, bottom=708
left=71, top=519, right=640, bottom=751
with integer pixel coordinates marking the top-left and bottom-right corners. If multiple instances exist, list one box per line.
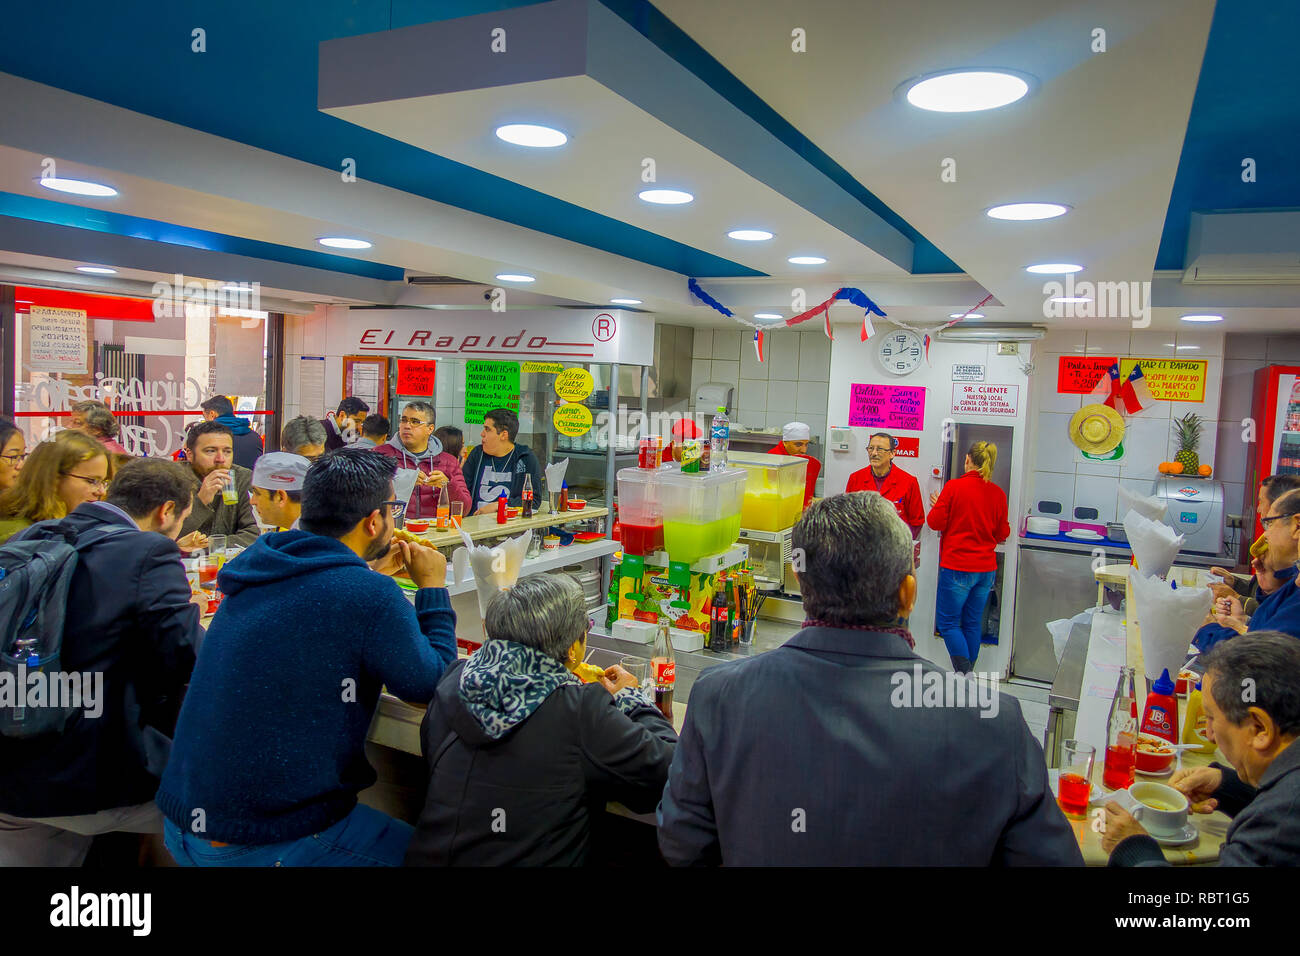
left=952, top=383, right=1019, bottom=416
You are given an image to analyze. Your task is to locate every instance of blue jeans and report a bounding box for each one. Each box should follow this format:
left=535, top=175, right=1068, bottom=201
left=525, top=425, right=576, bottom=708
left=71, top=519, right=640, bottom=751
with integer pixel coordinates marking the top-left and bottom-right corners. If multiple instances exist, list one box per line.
left=936, top=568, right=996, bottom=667
left=164, top=803, right=412, bottom=867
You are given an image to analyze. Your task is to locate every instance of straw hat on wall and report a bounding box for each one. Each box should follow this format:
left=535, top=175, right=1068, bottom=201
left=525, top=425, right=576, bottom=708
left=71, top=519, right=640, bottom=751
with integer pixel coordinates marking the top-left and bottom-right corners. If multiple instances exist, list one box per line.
left=1068, top=403, right=1125, bottom=455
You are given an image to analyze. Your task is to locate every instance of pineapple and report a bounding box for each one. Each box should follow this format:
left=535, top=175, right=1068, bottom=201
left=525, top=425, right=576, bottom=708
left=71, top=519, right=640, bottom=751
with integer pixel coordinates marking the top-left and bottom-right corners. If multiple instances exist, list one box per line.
left=1174, top=413, right=1202, bottom=474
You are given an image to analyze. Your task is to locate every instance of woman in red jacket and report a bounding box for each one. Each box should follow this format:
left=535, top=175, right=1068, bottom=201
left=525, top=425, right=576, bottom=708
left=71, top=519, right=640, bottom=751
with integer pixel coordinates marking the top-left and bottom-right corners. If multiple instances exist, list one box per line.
left=926, top=441, right=1009, bottom=673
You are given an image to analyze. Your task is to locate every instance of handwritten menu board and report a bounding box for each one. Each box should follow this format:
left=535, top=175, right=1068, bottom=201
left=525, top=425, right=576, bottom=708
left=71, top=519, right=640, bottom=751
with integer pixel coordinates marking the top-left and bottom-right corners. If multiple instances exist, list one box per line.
left=847, top=383, right=925, bottom=430
left=29, top=306, right=89, bottom=374
left=396, top=359, right=437, bottom=395
left=1119, top=358, right=1207, bottom=402
left=1058, top=356, right=1115, bottom=394
left=464, top=360, right=520, bottom=424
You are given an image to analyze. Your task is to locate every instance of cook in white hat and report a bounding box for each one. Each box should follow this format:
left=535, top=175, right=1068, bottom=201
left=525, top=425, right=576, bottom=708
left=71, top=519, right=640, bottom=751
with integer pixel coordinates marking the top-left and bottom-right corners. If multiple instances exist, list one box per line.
left=767, top=422, right=821, bottom=506
left=250, top=452, right=311, bottom=530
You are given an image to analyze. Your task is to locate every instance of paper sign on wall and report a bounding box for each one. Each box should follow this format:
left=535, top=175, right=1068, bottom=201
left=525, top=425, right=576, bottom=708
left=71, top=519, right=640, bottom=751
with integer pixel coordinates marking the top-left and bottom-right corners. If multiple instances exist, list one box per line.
left=951, top=364, right=985, bottom=382
left=891, top=436, right=921, bottom=458
left=1119, top=358, right=1207, bottom=403
left=396, top=359, right=437, bottom=395
left=952, top=383, right=1019, bottom=416
left=847, top=383, right=925, bottom=430
left=1057, top=356, right=1116, bottom=394
left=29, top=305, right=89, bottom=374
left=465, top=360, right=520, bottom=424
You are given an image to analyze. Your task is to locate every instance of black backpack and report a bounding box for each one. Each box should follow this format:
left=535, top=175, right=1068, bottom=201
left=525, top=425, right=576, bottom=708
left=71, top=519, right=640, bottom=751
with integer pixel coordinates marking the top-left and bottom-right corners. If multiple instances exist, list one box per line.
left=0, top=518, right=134, bottom=739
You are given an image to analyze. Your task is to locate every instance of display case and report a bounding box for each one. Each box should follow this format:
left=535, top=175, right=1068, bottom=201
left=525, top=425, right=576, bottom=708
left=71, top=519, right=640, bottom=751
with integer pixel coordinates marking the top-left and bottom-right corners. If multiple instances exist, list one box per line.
left=659, top=466, right=746, bottom=563
left=729, top=451, right=809, bottom=531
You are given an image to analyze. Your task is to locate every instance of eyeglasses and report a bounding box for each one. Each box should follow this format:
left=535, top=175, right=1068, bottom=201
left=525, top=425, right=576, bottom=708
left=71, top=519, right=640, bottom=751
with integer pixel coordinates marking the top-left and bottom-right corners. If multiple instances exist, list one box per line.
left=61, top=472, right=109, bottom=490
left=1260, top=511, right=1299, bottom=529
left=0, top=452, right=27, bottom=465
left=398, top=417, right=432, bottom=428
left=867, top=446, right=892, bottom=454
left=383, top=499, right=408, bottom=519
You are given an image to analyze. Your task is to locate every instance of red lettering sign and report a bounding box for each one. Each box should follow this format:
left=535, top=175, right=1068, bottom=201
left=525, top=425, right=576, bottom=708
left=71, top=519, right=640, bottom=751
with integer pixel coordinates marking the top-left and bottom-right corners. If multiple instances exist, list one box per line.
left=396, top=359, right=437, bottom=396
left=892, top=436, right=920, bottom=458
left=593, top=313, right=616, bottom=342
left=1057, top=356, right=1115, bottom=394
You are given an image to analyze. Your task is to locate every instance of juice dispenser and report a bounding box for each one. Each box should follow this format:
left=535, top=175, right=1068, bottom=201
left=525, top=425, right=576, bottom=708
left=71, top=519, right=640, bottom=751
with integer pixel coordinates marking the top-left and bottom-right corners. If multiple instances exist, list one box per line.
left=659, top=466, right=746, bottom=563
left=730, top=451, right=809, bottom=532
left=616, top=465, right=664, bottom=556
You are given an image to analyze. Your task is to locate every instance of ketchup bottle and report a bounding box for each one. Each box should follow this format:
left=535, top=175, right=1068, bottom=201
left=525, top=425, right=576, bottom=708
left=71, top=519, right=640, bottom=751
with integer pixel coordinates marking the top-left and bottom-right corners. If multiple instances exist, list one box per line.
left=559, top=481, right=569, bottom=512
left=496, top=492, right=508, bottom=524
left=1140, top=669, right=1179, bottom=745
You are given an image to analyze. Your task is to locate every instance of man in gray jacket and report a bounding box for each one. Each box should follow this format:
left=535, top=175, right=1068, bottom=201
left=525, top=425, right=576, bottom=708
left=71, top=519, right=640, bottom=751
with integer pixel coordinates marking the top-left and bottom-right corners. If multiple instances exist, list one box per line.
left=177, top=421, right=260, bottom=550
left=657, top=491, right=1083, bottom=866
left=1105, top=631, right=1300, bottom=866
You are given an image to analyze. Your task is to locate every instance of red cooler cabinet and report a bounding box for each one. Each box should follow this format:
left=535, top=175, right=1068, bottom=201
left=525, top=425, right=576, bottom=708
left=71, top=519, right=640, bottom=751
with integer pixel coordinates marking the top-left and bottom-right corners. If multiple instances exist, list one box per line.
left=1243, top=364, right=1300, bottom=561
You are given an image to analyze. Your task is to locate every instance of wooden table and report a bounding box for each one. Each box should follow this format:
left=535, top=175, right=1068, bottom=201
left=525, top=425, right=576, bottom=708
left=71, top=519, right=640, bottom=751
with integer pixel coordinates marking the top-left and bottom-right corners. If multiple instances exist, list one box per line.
left=409, top=505, right=608, bottom=548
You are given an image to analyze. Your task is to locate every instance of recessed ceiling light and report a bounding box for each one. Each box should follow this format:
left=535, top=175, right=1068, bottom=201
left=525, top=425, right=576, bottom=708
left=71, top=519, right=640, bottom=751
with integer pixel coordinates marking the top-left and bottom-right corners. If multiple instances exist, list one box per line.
left=496, top=273, right=535, bottom=283
left=986, top=202, right=1070, bottom=220
left=1180, top=314, right=1223, bottom=323
left=1050, top=296, right=1092, bottom=304
left=949, top=312, right=985, bottom=319
left=318, top=237, right=372, bottom=249
left=494, top=124, right=568, bottom=148
left=1026, top=262, right=1083, bottom=275
left=903, top=70, right=1031, bottom=112
left=610, top=298, right=641, bottom=305
left=76, top=266, right=117, bottom=275
left=788, top=255, right=827, bottom=265
left=638, top=189, right=693, bottom=205
left=728, top=229, right=774, bottom=242
left=1176, top=345, right=1201, bottom=350
left=37, top=177, right=118, bottom=197
left=754, top=313, right=782, bottom=320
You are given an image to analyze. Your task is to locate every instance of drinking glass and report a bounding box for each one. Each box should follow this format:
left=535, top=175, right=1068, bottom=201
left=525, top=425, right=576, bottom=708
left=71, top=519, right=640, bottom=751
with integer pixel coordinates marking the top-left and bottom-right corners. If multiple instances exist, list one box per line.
left=221, top=475, right=239, bottom=506
left=619, top=655, right=648, bottom=689
left=450, top=501, right=464, bottom=528
left=1058, top=740, right=1096, bottom=816
left=208, top=535, right=228, bottom=568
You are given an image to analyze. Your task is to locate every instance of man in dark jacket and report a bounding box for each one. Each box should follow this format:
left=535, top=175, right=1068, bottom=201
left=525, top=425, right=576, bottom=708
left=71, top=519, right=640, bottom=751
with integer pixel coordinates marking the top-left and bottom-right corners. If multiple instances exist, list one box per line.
left=657, top=491, right=1083, bottom=866
left=405, top=574, right=676, bottom=866
left=1105, top=632, right=1300, bottom=866
left=0, top=458, right=203, bottom=865
left=201, top=395, right=263, bottom=469
left=320, top=396, right=370, bottom=451
left=157, top=449, right=457, bottom=866
left=463, top=407, right=544, bottom=514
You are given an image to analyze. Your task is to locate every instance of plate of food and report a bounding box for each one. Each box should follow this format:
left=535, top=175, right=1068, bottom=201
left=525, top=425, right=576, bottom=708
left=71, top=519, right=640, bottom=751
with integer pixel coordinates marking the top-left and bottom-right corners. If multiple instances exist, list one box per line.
left=1134, top=734, right=1176, bottom=775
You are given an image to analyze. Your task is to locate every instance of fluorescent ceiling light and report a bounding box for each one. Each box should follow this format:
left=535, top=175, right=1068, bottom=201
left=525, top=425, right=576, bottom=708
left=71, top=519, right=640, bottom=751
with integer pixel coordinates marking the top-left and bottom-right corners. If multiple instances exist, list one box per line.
left=938, top=326, right=1045, bottom=342
left=496, top=273, right=535, bottom=282
left=1176, top=345, right=1201, bottom=350
left=753, top=313, right=782, bottom=320
left=638, top=189, right=693, bottom=205
left=949, top=312, right=985, bottom=319
left=1026, top=262, right=1083, bottom=274
left=494, top=124, right=568, bottom=148
left=986, top=202, right=1069, bottom=220
left=37, top=177, right=118, bottom=197
left=610, top=298, right=641, bottom=305
left=728, top=229, right=774, bottom=241
left=788, top=255, right=827, bottom=265
left=76, top=266, right=117, bottom=275
left=221, top=308, right=268, bottom=319
left=318, top=237, right=372, bottom=249
left=1180, top=314, right=1223, bottom=323
left=903, top=70, right=1031, bottom=112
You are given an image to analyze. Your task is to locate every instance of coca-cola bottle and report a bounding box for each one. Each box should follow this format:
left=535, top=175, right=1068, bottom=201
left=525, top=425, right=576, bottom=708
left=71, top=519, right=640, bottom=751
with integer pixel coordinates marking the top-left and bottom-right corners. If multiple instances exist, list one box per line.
left=1102, top=666, right=1138, bottom=790
left=709, top=572, right=730, bottom=652
left=522, top=474, right=534, bottom=519
left=651, top=619, right=675, bottom=720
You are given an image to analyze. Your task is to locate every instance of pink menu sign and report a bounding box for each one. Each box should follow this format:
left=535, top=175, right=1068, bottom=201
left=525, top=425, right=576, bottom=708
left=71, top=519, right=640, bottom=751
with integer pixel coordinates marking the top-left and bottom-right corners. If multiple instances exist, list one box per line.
left=848, top=383, right=926, bottom=430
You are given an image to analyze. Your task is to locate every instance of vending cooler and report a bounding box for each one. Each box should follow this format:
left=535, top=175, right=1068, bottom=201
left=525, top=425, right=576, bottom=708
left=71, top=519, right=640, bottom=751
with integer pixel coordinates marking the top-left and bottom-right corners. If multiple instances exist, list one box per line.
left=1242, top=365, right=1300, bottom=561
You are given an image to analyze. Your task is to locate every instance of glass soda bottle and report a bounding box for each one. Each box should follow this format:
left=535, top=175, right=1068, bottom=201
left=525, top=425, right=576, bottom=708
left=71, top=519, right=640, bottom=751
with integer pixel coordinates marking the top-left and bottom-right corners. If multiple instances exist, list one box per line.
left=1102, top=665, right=1138, bottom=790
left=436, top=483, right=450, bottom=530
left=651, top=618, right=675, bottom=720
left=522, top=474, right=534, bottom=519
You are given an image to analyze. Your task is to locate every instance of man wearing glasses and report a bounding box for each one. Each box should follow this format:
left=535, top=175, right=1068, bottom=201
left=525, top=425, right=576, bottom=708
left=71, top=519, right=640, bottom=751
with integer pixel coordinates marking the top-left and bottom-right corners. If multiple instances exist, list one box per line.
left=157, top=450, right=457, bottom=866
left=375, top=400, right=471, bottom=520
left=1196, top=488, right=1300, bottom=650
left=845, top=432, right=926, bottom=564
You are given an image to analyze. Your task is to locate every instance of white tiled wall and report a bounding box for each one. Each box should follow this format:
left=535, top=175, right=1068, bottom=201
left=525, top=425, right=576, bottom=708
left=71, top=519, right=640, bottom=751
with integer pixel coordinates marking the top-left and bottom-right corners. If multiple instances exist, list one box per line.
left=689, top=328, right=832, bottom=442
left=1026, top=328, right=1225, bottom=526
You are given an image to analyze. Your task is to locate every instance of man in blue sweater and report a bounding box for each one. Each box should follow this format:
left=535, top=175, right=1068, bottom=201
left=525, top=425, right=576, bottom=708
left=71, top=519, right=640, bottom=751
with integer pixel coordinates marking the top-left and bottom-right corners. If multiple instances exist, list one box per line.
left=1195, top=489, right=1300, bottom=651
left=157, top=449, right=457, bottom=866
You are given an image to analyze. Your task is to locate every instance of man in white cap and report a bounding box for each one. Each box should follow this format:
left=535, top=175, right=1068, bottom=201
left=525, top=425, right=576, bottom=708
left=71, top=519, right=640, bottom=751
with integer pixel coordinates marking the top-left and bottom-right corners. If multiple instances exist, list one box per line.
left=766, top=422, right=821, bottom=506
left=250, top=452, right=310, bottom=531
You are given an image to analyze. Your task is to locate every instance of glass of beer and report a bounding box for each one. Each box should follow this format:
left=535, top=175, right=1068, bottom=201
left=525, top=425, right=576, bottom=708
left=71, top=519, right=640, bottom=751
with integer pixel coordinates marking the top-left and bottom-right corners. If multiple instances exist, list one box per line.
left=1058, top=740, right=1095, bottom=816
left=208, top=535, right=228, bottom=568
left=221, top=474, right=239, bottom=506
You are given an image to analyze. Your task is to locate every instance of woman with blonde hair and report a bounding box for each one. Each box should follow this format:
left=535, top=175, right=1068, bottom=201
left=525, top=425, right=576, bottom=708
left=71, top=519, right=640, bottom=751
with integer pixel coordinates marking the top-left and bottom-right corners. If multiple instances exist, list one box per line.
left=0, top=431, right=110, bottom=544
left=926, top=440, right=1009, bottom=672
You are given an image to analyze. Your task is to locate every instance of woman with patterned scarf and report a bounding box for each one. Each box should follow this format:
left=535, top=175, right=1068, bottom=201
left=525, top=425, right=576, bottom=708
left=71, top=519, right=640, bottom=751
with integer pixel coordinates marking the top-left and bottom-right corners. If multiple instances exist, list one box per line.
left=405, top=573, right=677, bottom=866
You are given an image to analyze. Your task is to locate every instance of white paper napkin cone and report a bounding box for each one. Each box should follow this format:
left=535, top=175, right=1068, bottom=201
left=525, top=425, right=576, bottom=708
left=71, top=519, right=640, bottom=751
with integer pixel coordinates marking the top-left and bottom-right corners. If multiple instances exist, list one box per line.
left=1128, top=569, right=1209, bottom=683
left=544, top=459, right=570, bottom=495
left=457, top=531, right=534, bottom=618
left=393, top=468, right=420, bottom=512
left=1119, top=486, right=1168, bottom=523
left=1123, top=510, right=1183, bottom=579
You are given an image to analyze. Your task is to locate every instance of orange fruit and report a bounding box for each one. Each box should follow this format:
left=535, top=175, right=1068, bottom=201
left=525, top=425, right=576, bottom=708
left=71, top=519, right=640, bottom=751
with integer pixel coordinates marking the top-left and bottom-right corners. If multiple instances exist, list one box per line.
left=1198, top=464, right=1212, bottom=477
left=1157, top=462, right=1169, bottom=474
left=1169, top=462, right=1184, bottom=474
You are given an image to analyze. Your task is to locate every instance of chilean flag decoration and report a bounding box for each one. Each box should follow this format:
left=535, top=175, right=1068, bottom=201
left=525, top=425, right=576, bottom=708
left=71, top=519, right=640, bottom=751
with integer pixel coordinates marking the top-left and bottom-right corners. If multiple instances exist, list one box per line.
left=753, top=329, right=765, bottom=363
left=1087, top=362, right=1124, bottom=408
left=1087, top=362, right=1154, bottom=414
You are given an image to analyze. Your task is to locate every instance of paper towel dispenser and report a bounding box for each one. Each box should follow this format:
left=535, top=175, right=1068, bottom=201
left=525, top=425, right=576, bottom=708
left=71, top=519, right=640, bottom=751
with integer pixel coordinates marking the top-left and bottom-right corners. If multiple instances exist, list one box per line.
left=695, top=382, right=733, bottom=413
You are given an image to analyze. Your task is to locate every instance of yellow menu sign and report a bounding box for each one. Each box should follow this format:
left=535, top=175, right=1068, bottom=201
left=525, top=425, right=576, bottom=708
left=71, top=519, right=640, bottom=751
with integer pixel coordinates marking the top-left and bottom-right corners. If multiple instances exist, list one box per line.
left=555, top=367, right=595, bottom=401
left=1118, top=358, right=1207, bottom=403
left=553, top=401, right=593, bottom=436
left=522, top=361, right=564, bottom=374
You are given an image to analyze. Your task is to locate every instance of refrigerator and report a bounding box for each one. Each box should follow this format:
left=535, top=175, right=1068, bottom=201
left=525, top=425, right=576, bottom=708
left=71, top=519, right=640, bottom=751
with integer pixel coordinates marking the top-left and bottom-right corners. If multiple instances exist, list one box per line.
left=1242, top=365, right=1300, bottom=561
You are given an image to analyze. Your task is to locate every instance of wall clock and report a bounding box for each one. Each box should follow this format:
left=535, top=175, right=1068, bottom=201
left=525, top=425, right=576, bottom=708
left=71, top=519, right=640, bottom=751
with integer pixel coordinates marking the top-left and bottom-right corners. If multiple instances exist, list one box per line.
left=876, top=329, right=924, bottom=376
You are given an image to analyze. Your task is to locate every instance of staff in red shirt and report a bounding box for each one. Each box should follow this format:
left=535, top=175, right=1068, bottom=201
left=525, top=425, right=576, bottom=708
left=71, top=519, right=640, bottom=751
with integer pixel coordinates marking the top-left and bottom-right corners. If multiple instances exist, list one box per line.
left=846, top=433, right=925, bottom=556
left=926, top=440, right=1009, bottom=673
left=765, top=422, right=821, bottom=506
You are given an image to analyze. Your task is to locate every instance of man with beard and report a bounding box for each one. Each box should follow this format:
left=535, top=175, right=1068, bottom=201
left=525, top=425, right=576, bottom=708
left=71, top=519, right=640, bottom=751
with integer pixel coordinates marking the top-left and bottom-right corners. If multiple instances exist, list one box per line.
left=156, top=449, right=457, bottom=866
left=176, top=421, right=260, bottom=551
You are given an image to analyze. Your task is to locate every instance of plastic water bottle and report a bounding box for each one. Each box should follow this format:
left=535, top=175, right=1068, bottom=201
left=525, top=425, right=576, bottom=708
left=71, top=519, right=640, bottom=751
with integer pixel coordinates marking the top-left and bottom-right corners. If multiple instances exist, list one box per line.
left=710, top=405, right=729, bottom=471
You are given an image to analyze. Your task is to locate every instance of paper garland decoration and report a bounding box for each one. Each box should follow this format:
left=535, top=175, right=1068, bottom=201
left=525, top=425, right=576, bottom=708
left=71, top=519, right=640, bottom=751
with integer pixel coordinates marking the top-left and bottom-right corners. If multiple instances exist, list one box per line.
left=753, top=329, right=764, bottom=362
